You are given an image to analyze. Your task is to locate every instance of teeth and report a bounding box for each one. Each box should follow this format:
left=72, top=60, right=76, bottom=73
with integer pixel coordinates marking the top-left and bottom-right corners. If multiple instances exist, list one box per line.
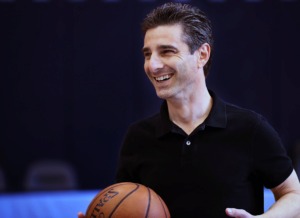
left=155, top=74, right=171, bottom=81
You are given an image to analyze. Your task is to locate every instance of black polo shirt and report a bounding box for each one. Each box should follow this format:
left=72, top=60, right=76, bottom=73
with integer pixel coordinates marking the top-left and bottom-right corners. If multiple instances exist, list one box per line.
left=116, top=91, right=293, bottom=218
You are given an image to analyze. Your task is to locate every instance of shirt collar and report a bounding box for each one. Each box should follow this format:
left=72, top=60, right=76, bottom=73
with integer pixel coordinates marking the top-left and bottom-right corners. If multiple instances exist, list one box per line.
left=205, top=90, right=227, bottom=129
left=155, top=90, right=227, bottom=138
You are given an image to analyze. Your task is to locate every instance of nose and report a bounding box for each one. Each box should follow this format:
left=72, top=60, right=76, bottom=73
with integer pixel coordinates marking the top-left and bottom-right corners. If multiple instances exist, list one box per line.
left=146, top=54, right=163, bottom=74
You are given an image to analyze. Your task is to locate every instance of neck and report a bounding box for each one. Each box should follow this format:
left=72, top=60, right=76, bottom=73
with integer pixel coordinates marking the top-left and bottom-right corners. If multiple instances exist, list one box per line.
left=167, top=87, right=212, bottom=135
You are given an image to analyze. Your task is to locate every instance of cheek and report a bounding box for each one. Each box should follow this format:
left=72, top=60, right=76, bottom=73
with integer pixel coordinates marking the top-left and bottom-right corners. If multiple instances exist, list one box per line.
left=144, top=63, right=152, bottom=80
left=176, top=62, right=187, bottom=73
left=144, top=62, right=149, bottom=75
left=174, top=61, right=189, bottom=77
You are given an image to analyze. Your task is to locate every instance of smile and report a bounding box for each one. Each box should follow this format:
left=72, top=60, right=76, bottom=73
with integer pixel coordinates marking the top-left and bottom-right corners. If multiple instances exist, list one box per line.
left=154, top=74, right=172, bottom=82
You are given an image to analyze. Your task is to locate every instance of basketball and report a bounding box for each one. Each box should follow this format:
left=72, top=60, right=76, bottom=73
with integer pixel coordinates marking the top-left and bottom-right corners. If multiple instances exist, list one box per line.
left=85, top=182, right=170, bottom=218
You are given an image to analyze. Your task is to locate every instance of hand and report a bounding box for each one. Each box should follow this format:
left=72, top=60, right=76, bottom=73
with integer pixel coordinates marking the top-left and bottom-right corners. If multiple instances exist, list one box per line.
left=225, top=208, right=255, bottom=218
left=77, top=212, right=86, bottom=218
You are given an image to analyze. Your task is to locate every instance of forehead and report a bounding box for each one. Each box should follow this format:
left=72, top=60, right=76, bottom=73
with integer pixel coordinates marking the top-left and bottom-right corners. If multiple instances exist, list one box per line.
left=143, top=24, right=186, bottom=49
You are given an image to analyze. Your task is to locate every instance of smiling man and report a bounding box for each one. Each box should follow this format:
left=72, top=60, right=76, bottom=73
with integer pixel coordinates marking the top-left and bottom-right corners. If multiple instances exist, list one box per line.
left=142, top=23, right=212, bottom=135
left=78, top=3, right=300, bottom=218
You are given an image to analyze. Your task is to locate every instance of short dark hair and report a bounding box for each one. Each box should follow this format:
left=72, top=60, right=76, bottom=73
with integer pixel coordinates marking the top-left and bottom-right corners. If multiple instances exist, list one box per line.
left=142, top=3, right=214, bottom=77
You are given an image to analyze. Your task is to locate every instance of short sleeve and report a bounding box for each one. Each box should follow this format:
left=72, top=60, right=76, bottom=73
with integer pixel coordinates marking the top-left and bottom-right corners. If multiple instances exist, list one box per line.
left=252, top=116, right=293, bottom=189
left=115, top=126, right=141, bottom=184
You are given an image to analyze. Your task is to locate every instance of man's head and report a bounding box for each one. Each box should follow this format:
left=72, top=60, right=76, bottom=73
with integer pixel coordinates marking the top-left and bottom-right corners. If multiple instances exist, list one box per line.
left=142, top=3, right=213, bottom=77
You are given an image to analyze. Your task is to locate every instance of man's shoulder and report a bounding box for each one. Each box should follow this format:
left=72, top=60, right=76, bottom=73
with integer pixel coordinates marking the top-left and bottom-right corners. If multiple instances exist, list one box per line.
left=225, top=102, right=264, bottom=124
left=209, top=90, right=265, bottom=128
left=128, top=113, right=161, bottom=131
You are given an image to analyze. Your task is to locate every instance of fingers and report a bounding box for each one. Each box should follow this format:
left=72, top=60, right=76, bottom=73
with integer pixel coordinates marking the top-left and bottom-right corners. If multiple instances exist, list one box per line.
left=225, top=208, right=252, bottom=218
left=77, top=212, right=86, bottom=218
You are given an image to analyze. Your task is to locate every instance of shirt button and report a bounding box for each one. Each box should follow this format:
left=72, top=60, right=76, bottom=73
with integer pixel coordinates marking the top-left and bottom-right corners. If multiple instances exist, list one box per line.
left=186, top=140, right=191, bottom=146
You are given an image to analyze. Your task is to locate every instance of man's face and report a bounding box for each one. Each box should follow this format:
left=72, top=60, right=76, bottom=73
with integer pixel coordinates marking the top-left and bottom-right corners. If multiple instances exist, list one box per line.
left=142, top=24, right=201, bottom=100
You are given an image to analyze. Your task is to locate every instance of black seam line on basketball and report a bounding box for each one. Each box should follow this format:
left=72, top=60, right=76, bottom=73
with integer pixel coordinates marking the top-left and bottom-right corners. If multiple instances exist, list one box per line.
left=157, top=194, right=168, bottom=218
left=108, top=183, right=140, bottom=218
left=87, top=184, right=120, bottom=214
left=88, top=183, right=128, bottom=214
left=145, top=187, right=151, bottom=218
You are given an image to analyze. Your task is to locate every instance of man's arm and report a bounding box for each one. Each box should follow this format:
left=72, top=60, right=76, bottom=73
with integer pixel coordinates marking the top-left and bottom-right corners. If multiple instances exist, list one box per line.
left=266, top=170, right=300, bottom=217
left=226, top=170, right=300, bottom=218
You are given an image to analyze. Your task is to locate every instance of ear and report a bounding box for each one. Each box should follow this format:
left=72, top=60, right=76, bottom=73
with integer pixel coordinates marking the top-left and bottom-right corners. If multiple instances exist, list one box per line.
left=196, top=43, right=211, bottom=69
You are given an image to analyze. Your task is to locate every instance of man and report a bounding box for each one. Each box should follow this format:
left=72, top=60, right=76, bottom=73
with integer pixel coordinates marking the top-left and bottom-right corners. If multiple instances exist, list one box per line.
left=79, top=3, right=300, bottom=218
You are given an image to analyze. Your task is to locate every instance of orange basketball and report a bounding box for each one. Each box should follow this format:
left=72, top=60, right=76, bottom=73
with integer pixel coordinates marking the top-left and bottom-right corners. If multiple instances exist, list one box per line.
left=85, top=182, right=170, bottom=218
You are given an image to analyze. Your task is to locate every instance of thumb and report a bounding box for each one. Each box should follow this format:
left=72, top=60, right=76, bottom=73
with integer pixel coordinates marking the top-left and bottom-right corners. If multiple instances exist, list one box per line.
left=77, top=212, right=86, bottom=218
left=225, top=208, right=251, bottom=218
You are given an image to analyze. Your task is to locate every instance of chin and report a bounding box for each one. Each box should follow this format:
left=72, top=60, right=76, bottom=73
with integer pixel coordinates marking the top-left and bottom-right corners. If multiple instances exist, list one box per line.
left=156, top=91, right=172, bottom=100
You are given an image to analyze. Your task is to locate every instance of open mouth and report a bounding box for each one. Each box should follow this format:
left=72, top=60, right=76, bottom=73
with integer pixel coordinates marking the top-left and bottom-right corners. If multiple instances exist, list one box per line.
left=154, top=74, right=172, bottom=83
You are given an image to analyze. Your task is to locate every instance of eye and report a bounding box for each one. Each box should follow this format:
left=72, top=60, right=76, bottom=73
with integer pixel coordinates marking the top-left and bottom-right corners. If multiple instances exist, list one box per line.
left=163, top=50, right=172, bottom=54
left=161, top=49, right=175, bottom=55
left=143, top=52, right=151, bottom=60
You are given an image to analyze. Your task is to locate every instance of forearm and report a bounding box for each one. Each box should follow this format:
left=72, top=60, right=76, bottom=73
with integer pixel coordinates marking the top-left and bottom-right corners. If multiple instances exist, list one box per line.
left=227, top=171, right=300, bottom=218
left=261, top=191, right=300, bottom=218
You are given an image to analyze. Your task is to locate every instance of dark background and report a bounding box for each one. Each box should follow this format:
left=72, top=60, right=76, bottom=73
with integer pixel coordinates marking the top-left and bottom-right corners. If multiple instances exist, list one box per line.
left=1, top=0, right=300, bottom=192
